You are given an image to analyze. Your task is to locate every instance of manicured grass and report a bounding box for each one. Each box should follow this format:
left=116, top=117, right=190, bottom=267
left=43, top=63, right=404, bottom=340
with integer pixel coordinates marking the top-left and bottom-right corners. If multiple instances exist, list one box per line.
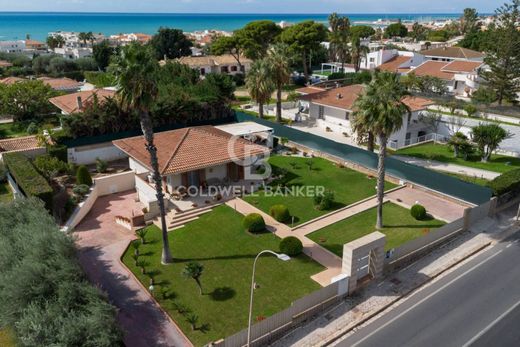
left=0, top=122, right=28, bottom=138
left=0, top=327, right=17, bottom=347
left=244, top=156, right=397, bottom=226
left=122, top=205, right=323, bottom=346
left=396, top=143, right=520, bottom=174
left=0, top=182, right=13, bottom=203
left=439, top=171, right=490, bottom=187
left=308, top=202, right=446, bottom=256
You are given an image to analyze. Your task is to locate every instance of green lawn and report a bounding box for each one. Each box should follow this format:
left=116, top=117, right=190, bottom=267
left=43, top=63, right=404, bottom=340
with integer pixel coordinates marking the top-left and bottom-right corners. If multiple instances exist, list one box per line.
left=439, top=171, right=490, bottom=187
left=0, top=122, right=28, bottom=138
left=395, top=143, right=520, bottom=174
left=244, top=156, right=397, bottom=226
left=122, top=205, right=323, bottom=346
left=0, top=182, right=13, bottom=203
left=0, top=327, right=16, bottom=347
left=308, top=203, right=446, bottom=256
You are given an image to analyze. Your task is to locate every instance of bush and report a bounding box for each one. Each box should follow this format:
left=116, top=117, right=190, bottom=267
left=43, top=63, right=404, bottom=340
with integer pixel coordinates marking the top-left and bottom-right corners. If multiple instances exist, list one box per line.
left=26, top=122, right=38, bottom=135
left=48, top=144, right=68, bottom=163
left=314, top=190, right=335, bottom=210
left=411, top=204, right=427, bottom=220
left=280, top=236, right=303, bottom=256
left=72, top=184, right=90, bottom=197
left=96, top=157, right=108, bottom=173
left=269, top=204, right=290, bottom=223
left=0, top=162, right=6, bottom=183
left=33, top=154, right=68, bottom=179
left=488, top=168, right=520, bottom=196
left=3, top=152, right=53, bottom=211
left=242, top=213, right=266, bottom=233
left=76, top=165, right=92, bottom=186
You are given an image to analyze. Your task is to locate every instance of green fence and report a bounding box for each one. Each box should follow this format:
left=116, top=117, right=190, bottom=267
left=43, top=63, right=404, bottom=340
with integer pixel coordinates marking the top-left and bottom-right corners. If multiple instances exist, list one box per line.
left=236, top=112, right=492, bottom=205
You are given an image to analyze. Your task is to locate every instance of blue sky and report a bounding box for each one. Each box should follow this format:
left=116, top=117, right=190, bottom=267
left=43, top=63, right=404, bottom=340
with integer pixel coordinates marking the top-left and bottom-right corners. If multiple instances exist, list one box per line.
left=0, top=0, right=501, bottom=13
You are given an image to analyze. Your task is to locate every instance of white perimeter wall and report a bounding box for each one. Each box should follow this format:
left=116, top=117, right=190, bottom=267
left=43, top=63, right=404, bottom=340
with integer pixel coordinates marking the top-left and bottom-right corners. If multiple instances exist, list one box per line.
left=68, top=142, right=127, bottom=165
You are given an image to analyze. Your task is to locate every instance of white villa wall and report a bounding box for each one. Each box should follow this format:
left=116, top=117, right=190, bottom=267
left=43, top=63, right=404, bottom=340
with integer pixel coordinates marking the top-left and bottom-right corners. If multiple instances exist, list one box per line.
left=206, top=164, right=227, bottom=180
left=129, top=157, right=149, bottom=174
left=135, top=174, right=157, bottom=207
left=68, top=142, right=127, bottom=165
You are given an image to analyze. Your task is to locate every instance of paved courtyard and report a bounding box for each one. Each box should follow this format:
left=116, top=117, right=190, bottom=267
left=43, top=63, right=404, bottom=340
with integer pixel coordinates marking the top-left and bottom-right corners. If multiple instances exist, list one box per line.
left=74, top=190, right=191, bottom=347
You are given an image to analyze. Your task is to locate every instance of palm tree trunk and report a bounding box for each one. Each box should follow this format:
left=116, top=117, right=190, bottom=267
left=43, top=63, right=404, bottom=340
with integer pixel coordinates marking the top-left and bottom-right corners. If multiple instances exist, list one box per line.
left=195, top=278, right=203, bottom=295
left=139, top=109, right=172, bottom=264
left=259, top=102, right=264, bottom=119
left=367, top=132, right=375, bottom=152
left=276, top=86, right=282, bottom=123
left=376, top=133, right=387, bottom=230
left=302, top=51, right=309, bottom=80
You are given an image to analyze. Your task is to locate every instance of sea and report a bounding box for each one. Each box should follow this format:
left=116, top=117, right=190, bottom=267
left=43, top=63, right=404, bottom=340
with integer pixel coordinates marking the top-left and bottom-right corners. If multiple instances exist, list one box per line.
left=0, top=12, right=464, bottom=41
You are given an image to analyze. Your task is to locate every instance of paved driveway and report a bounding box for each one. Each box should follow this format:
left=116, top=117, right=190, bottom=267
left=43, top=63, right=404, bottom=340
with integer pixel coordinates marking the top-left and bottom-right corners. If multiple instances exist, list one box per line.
left=74, top=190, right=191, bottom=347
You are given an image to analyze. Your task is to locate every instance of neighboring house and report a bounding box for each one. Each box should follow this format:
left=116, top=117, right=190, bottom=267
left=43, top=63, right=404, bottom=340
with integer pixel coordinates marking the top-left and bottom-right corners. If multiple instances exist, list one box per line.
left=360, top=49, right=425, bottom=73
left=173, top=54, right=252, bottom=76
left=0, top=135, right=46, bottom=160
left=409, top=60, right=484, bottom=98
left=54, top=47, right=93, bottom=59
left=0, top=60, right=13, bottom=68
left=0, top=77, right=25, bottom=85
left=300, top=84, right=434, bottom=148
left=49, top=89, right=116, bottom=115
left=25, top=39, right=47, bottom=51
left=0, top=40, right=25, bottom=53
left=109, top=33, right=152, bottom=46
left=38, top=77, right=83, bottom=93
left=419, top=46, right=485, bottom=62
left=113, top=125, right=268, bottom=214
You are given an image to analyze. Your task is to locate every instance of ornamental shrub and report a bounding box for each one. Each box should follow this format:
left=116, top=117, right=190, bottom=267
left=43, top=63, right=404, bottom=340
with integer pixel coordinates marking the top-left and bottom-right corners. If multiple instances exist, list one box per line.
left=488, top=168, right=520, bottom=196
left=72, top=184, right=90, bottom=198
left=26, top=122, right=38, bottom=135
left=96, top=157, right=108, bottom=173
left=269, top=204, right=290, bottom=223
left=76, top=165, right=92, bottom=186
left=314, top=190, right=335, bottom=210
left=48, top=145, right=68, bottom=163
left=280, top=236, right=303, bottom=256
left=411, top=204, right=427, bottom=220
left=242, top=213, right=266, bottom=233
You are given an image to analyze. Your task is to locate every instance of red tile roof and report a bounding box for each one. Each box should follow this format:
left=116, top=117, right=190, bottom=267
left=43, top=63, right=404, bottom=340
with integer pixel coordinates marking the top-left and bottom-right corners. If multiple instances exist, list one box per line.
left=420, top=47, right=484, bottom=59
left=0, top=77, right=25, bottom=85
left=401, top=96, right=435, bottom=112
left=37, top=77, right=83, bottom=91
left=113, top=126, right=269, bottom=175
left=441, top=60, right=483, bottom=73
left=295, top=86, right=327, bottom=95
left=378, top=56, right=411, bottom=73
left=0, top=60, right=13, bottom=68
left=0, top=136, right=42, bottom=153
left=49, top=89, right=116, bottom=114
left=410, top=61, right=455, bottom=80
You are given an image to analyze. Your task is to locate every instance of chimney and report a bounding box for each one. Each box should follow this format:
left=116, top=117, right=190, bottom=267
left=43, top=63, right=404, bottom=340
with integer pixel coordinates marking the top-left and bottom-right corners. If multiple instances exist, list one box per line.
left=336, top=93, right=343, bottom=99
left=76, top=96, right=83, bottom=110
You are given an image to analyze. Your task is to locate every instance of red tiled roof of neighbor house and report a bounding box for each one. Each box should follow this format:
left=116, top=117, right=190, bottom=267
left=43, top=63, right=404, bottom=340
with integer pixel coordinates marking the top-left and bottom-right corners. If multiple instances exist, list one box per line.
left=301, top=84, right=366, bottom=110
left=419, top=46, right=484, bottom=60
left=302, top=84, right=433, bottom=112
left=172, top=54, right=252, bottom=67
left=441, top=60, right=483, bottom=73
left=378, top=55, right=411, bottom=73
left=49, top=89, right=116, bottom=114
left=295, top=86, right=327, bottom=95
left=0, top=135, right=42, bottom=153
left=25, top=39, right=46, bottom=49
left=113, top=126, right=269, bottom=175
left=410, top=61, right=456, bottom=80
left=0, top=77, right=25, bottom=85
left=0, top=60, right=13, bottom=68
left=37, top=77, right=83, bottom=91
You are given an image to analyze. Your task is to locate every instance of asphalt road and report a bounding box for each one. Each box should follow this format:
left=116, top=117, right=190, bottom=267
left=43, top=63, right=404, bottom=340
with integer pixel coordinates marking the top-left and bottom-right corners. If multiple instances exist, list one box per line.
left=337, top=232, right=520, bottom=347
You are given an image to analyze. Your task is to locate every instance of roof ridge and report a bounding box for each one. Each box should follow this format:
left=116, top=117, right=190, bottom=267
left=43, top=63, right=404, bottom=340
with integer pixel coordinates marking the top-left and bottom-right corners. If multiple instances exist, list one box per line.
left=161, top=127, right=191, bottom=174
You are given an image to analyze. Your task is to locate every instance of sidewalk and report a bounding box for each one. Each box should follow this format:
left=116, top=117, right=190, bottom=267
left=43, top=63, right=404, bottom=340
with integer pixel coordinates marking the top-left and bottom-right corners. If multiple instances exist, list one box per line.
left=392, top=155, right=500, bottom=180
left=271, top=209, right=518, bottom=347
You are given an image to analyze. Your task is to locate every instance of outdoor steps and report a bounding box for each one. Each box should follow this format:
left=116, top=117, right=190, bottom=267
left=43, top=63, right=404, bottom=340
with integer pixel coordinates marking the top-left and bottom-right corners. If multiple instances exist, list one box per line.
left=166, top=205, right=214, bottom=230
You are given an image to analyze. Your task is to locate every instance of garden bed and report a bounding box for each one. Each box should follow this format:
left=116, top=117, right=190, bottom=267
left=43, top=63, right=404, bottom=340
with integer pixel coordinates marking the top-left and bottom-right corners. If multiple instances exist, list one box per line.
left=121, top=205, right=323, bottom=346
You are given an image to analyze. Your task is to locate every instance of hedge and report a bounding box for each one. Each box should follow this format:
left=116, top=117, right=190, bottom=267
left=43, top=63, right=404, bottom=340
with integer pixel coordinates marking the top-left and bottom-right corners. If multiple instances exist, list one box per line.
left=488, top=168, right=520, bottom=196
left=242, top=213, right=266, bottom=233
left=3, top=152, right=53, bottom=210
left=48, top=145, right=68, bottom=163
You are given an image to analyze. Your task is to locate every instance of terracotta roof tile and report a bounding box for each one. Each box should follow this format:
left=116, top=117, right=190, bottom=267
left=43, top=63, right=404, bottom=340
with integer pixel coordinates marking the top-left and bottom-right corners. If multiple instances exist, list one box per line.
left=378, top=56, right=411, bottom=73
left=0, top=77, right=25, bottom=85
left=0, top=60, right=13, bottom=68
left=420, top=47, right=484, bottom=59
left=49, top=89, right=116, bottom=114
left=441, top=60, right=483, bottom=73
left=401, top=96, right=435, bottom=112
left=0, top=136, right=42, bottom=153
left=172, top=54, right=252, bottom=67
left=410, top=61, right=455, bottom=80
left=113, top=126, right=269, bottom=175
left=301, top=84, right=365, bottom=110
left=37, top=77, right=83, bottom=91
left=295, top=86, right=327, bottom=95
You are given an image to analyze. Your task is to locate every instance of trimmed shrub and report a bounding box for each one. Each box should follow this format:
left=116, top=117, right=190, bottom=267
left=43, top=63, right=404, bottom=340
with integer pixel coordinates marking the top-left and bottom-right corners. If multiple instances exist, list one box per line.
left=48, top=145, right=68, bottom=163
left=269, top=204, right=290, bottom=223
left=488, top=168, right=520, bottom=196
left=314, top=190, right=335, bottom=211
left=411, top=204, right=427, bottom=220
left=26, top=122, right=38, bottom=135
left=76, top=165, right=92, bottom=186
left=33, top=154, right=68, bottom=179
left=242, top=213, right=266, bottom=233
left=72, top=184, right=90, bottom=197
left=3, top=152, right=53, bottom=211
left=96, top=157, right=108, bottom=173
left=280, top=236, right=303, bottom=256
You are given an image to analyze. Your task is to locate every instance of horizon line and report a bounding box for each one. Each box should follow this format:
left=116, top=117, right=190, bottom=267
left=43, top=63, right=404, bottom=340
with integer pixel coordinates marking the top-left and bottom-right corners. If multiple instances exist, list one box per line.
left=0, top=11, right=478, bottom=15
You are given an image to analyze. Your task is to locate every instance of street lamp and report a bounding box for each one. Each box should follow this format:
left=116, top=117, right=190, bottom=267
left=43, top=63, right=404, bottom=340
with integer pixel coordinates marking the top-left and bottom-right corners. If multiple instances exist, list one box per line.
left=247, top=250, right=290, bottom=347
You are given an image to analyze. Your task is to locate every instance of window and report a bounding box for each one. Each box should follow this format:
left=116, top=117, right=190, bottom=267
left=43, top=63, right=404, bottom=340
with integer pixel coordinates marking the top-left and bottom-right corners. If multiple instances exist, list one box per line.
left=369, top=58, right=375, bottom=63
left=345, top=111, right=350, bottom=120
left=200, top=68, right=206, bottom=75
left=221, top=66, right=229, bottom=73
left=231, top=65, right=238, bottom=72
left=318, top=106, right=324, bottom=119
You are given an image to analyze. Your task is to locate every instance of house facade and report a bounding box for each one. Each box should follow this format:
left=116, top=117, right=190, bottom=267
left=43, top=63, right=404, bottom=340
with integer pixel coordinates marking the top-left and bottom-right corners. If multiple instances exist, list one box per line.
left=174, top=54, right=252, bottom=76
left=360, top=49, right=425, bottom=73
left=113, top=125, right=269, bottom=214
left=300, top=85, right=434, bottom=148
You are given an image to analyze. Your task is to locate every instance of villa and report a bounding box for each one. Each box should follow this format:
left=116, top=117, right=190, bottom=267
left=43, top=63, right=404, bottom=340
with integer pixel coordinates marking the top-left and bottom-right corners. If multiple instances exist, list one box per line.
left=172, top=54, right=252, bottom=76
left=38, top=77, right=83, bottom=93
left=0, top=77, right=24, bottom=85
left=419, top=46, right=485, bottom=62
left=113, top=125, right=269, bottom=215
left=360, top=49, right=425, bottom=73
left=299, top=84, right=434, bottom=148
left=49, top=89, right=116, bottom=115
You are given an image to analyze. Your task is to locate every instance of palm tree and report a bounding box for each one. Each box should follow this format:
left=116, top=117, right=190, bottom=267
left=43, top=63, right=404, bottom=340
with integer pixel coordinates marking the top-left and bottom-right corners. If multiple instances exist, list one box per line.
left=114, top=43, right=173, bottom=264
left=246, top=58, right=275, bottom=119
left=182, top=262, right=204, bottom=295
left=351, top=35, right=369, bottom=72
left=267, top=43, right=292, bottom=123
left=328, top=13, right=350, bottom=71
left=353, top=72, right=410, bottom=229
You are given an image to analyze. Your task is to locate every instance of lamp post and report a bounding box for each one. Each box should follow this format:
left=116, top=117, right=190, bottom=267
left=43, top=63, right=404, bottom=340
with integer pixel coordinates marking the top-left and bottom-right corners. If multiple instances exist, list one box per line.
left=247, top=250, right=290, bottom=347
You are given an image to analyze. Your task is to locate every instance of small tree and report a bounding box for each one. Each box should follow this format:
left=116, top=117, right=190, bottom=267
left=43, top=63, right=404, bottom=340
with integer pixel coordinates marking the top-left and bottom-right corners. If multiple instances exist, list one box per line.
left=471, top=123, right=511, bottom=162
left=136, top=228, right=148, bottom=244
left=463, top=103, right=478, bottom=118
left=76, top=165, right=93, bottom=186
left=182, top=262, right=204, bottom=295
left=448, top=132, right=469, bottom=158
left=186, top=314, right=199, bottom=331
left=419, top=111, right=443, bottom=134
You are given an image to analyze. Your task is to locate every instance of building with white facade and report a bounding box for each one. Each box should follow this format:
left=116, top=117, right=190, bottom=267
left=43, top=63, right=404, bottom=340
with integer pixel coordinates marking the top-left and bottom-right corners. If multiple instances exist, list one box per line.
left=0, top=40, right=25, bottom=53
